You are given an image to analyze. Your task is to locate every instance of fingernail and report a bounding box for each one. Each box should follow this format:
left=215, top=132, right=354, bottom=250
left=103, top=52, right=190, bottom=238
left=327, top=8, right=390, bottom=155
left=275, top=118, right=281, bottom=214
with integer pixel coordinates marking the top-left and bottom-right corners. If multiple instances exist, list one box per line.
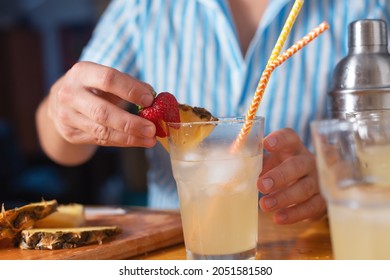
left=140, top=93, right=154, bottom=107
left=264, top=197, right=277, bottom=209
left=266, top=136, right=277, bottom=147
left=142, top=125, right=155, bottom=137
left=262, top=178, right=274, bottom=192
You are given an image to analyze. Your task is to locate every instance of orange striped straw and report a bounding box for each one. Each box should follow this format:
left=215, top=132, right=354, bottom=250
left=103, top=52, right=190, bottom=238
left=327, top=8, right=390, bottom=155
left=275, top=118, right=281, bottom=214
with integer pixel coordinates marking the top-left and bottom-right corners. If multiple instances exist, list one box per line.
left=228, top=0, right=303, bottom=153
left=231, top=21, right=330, bottom=152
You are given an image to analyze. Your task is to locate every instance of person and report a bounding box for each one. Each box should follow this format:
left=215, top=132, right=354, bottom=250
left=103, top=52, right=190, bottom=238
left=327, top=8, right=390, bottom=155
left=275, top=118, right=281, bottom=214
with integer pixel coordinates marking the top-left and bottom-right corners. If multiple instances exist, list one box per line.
left=35, top=0, right=390, bottom=224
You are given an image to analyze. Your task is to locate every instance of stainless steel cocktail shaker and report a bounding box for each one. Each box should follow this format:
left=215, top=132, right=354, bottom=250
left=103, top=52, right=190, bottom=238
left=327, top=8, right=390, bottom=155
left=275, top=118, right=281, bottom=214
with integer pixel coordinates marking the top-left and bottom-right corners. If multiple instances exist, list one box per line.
left=329, top=19, right=390, bottom=119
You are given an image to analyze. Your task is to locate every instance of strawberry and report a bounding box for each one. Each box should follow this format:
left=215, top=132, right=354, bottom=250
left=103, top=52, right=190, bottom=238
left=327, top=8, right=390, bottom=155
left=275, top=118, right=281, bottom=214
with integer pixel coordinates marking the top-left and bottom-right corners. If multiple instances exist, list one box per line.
left=138, top=92, right=180, bottom=137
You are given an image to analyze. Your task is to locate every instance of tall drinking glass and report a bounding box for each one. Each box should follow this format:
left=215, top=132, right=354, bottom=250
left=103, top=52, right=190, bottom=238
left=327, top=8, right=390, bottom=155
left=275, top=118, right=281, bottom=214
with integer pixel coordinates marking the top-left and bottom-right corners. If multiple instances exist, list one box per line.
left=167, top=117, right=264, bottom=260
left=311, top=117, right=390, bottom=259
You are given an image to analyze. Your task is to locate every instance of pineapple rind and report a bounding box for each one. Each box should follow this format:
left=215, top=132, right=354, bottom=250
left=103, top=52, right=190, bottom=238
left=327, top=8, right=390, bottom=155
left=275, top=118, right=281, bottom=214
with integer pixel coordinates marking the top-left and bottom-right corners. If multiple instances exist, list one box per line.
left=177, top=104, right=218, bottom=123
left=19, top=226, right=121, bottom=250
left=0, top=200, right=58, bottom=242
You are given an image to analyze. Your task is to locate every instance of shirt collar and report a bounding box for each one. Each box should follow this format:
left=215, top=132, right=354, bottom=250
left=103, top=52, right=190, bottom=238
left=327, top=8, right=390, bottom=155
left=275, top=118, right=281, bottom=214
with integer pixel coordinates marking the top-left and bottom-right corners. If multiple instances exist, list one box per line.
left=197, top=0, right=294, bottom=29
left=195, top=0, right=296, bottom=62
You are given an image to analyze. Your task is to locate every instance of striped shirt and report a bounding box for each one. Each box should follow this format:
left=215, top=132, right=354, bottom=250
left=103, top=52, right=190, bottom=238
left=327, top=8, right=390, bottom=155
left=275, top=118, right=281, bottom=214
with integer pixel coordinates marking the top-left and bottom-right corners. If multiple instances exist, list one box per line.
left=80, top=0, right=390, bottom=209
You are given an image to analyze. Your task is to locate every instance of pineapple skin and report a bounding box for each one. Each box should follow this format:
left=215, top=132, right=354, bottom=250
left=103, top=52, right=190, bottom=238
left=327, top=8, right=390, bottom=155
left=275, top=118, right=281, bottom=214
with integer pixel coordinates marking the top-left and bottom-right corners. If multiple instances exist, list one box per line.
left=0, top=200, right=58, bottom=242
left=20, top=226, right=121, bottom=250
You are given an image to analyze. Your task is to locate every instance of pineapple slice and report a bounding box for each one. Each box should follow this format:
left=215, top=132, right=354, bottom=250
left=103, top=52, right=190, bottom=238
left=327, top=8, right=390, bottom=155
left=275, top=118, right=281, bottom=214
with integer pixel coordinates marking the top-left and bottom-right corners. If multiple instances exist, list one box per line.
left=0, top=200, right=58, bottom=243
left=178, top=104, right=218, bottom=123
left=20, top=226, right=121, bottom=250
left=157, top=104, right=218, bottom=151
left=34, top=203, right=85, bottom=228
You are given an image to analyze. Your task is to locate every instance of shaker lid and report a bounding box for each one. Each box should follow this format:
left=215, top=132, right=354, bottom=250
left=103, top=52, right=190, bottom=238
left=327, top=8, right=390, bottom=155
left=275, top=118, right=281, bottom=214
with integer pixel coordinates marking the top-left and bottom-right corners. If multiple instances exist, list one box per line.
left=331, top=19, right=390, bottom=91
left=330, top=19, right=390, bottom=117
left=349, top=19, right=388, bottom=47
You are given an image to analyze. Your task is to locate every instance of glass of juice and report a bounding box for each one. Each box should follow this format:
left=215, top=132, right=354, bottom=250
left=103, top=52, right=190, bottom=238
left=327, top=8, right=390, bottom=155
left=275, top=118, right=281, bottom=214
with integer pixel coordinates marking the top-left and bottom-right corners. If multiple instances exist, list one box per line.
left=166, top=117, right=264, bottom=260
left=311, top=116, right=390, bottom=260
left=346, top=110, right=390, bottom=186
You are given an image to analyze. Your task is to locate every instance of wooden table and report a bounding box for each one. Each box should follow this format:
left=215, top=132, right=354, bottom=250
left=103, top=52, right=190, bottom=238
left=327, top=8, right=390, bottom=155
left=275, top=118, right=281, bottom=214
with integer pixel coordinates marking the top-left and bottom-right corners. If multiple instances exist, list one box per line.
left=0, top=207, right=184, bottom=260
left=0, top=207, right=332, bottom=260
left=134, top=210, right=333, bottom=260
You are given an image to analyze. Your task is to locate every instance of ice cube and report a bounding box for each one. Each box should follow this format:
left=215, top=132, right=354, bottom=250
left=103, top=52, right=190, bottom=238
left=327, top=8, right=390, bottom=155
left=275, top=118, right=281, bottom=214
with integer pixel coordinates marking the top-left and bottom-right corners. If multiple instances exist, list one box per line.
left=182, top=150, right=202, bottom=162
left=204, top=156, right=244, bottom=187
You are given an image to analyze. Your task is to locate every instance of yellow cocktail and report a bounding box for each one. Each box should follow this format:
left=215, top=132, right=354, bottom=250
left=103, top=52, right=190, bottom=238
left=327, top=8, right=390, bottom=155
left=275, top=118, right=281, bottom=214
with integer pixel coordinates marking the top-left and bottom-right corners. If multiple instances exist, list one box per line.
left=167, top=117, right=264, bottom=260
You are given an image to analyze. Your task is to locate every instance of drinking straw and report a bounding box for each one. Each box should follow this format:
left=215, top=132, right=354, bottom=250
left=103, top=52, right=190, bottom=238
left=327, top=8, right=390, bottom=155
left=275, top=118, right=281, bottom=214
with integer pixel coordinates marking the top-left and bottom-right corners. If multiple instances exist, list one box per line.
left=227, top=0, right=304, bottom=154
left=266, top=0, right=304, bottom=65
left=231, top=21, right=330, bottom=152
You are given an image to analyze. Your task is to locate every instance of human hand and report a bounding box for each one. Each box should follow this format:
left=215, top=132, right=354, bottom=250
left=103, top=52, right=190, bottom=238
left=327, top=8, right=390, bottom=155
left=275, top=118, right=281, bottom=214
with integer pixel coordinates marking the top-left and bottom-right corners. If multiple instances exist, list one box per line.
left=257, top=128, right=326, bottom=224
left=47, top=61, right=157, bottom=148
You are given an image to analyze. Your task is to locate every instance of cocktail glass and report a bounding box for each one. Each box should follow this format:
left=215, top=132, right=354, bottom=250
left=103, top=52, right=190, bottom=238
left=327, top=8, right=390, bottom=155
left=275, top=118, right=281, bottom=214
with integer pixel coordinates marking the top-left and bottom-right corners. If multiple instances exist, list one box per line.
left=311, top=116, right=390, bottom=259
left=166, top=117, right=264, bottom=260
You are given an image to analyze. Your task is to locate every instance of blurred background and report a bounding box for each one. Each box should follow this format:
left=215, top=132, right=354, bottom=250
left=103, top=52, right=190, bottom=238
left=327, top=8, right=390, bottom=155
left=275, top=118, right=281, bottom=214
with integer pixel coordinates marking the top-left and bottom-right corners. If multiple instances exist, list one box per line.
left=0, top=0, right=148, bottom=208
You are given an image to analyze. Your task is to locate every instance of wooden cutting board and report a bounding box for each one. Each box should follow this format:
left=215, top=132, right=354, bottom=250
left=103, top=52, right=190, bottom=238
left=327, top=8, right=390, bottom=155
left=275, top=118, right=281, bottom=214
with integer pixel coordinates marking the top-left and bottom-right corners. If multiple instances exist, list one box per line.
left=0, top=207, right=184, bottom=260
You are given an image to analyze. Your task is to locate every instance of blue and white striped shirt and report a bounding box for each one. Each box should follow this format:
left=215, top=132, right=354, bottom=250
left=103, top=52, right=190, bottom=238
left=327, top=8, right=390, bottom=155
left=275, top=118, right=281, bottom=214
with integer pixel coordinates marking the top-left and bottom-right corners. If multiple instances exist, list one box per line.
left=80, top=0, right=390, bottom=209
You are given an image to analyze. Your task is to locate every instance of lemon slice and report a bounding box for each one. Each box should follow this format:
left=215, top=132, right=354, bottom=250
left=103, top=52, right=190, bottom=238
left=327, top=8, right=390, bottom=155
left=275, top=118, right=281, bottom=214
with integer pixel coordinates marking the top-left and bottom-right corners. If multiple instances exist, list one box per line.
left=157, top=104, right=218, bottom=151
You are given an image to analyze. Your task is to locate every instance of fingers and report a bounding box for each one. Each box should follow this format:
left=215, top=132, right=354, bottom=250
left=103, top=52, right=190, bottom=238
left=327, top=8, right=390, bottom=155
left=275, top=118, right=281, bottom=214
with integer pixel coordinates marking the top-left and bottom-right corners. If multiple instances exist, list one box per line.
left=68, top=61, right=155, bottom=107
left=269, top=194, right=326, bottom=224
left=258, top=154, right=315, bottom=194
left=61, top=85, right=155, bottom=137
left=56, top=103, right=156, bottom=148
left=259, top=175, right=318, bottom=212
left=264, top=128, right=307, bottom=156
left=260, top=128, right=309, bottom=175
left=257, top=128, right=325, bottom=224
left=49, top=61, right=159, bottom=148
left=260, top=153, right=278, bottom=175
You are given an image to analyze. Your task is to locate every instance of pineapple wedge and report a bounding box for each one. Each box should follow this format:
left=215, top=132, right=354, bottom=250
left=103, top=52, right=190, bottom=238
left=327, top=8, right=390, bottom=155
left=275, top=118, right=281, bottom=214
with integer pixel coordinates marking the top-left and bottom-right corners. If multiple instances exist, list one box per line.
left=0, top=200, right=58, bottom=243
left=158, top=104, right=218, bottom=151
left=20, top=226, right=121, bottom=250
left=34, top=203, right=85, bottom=228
